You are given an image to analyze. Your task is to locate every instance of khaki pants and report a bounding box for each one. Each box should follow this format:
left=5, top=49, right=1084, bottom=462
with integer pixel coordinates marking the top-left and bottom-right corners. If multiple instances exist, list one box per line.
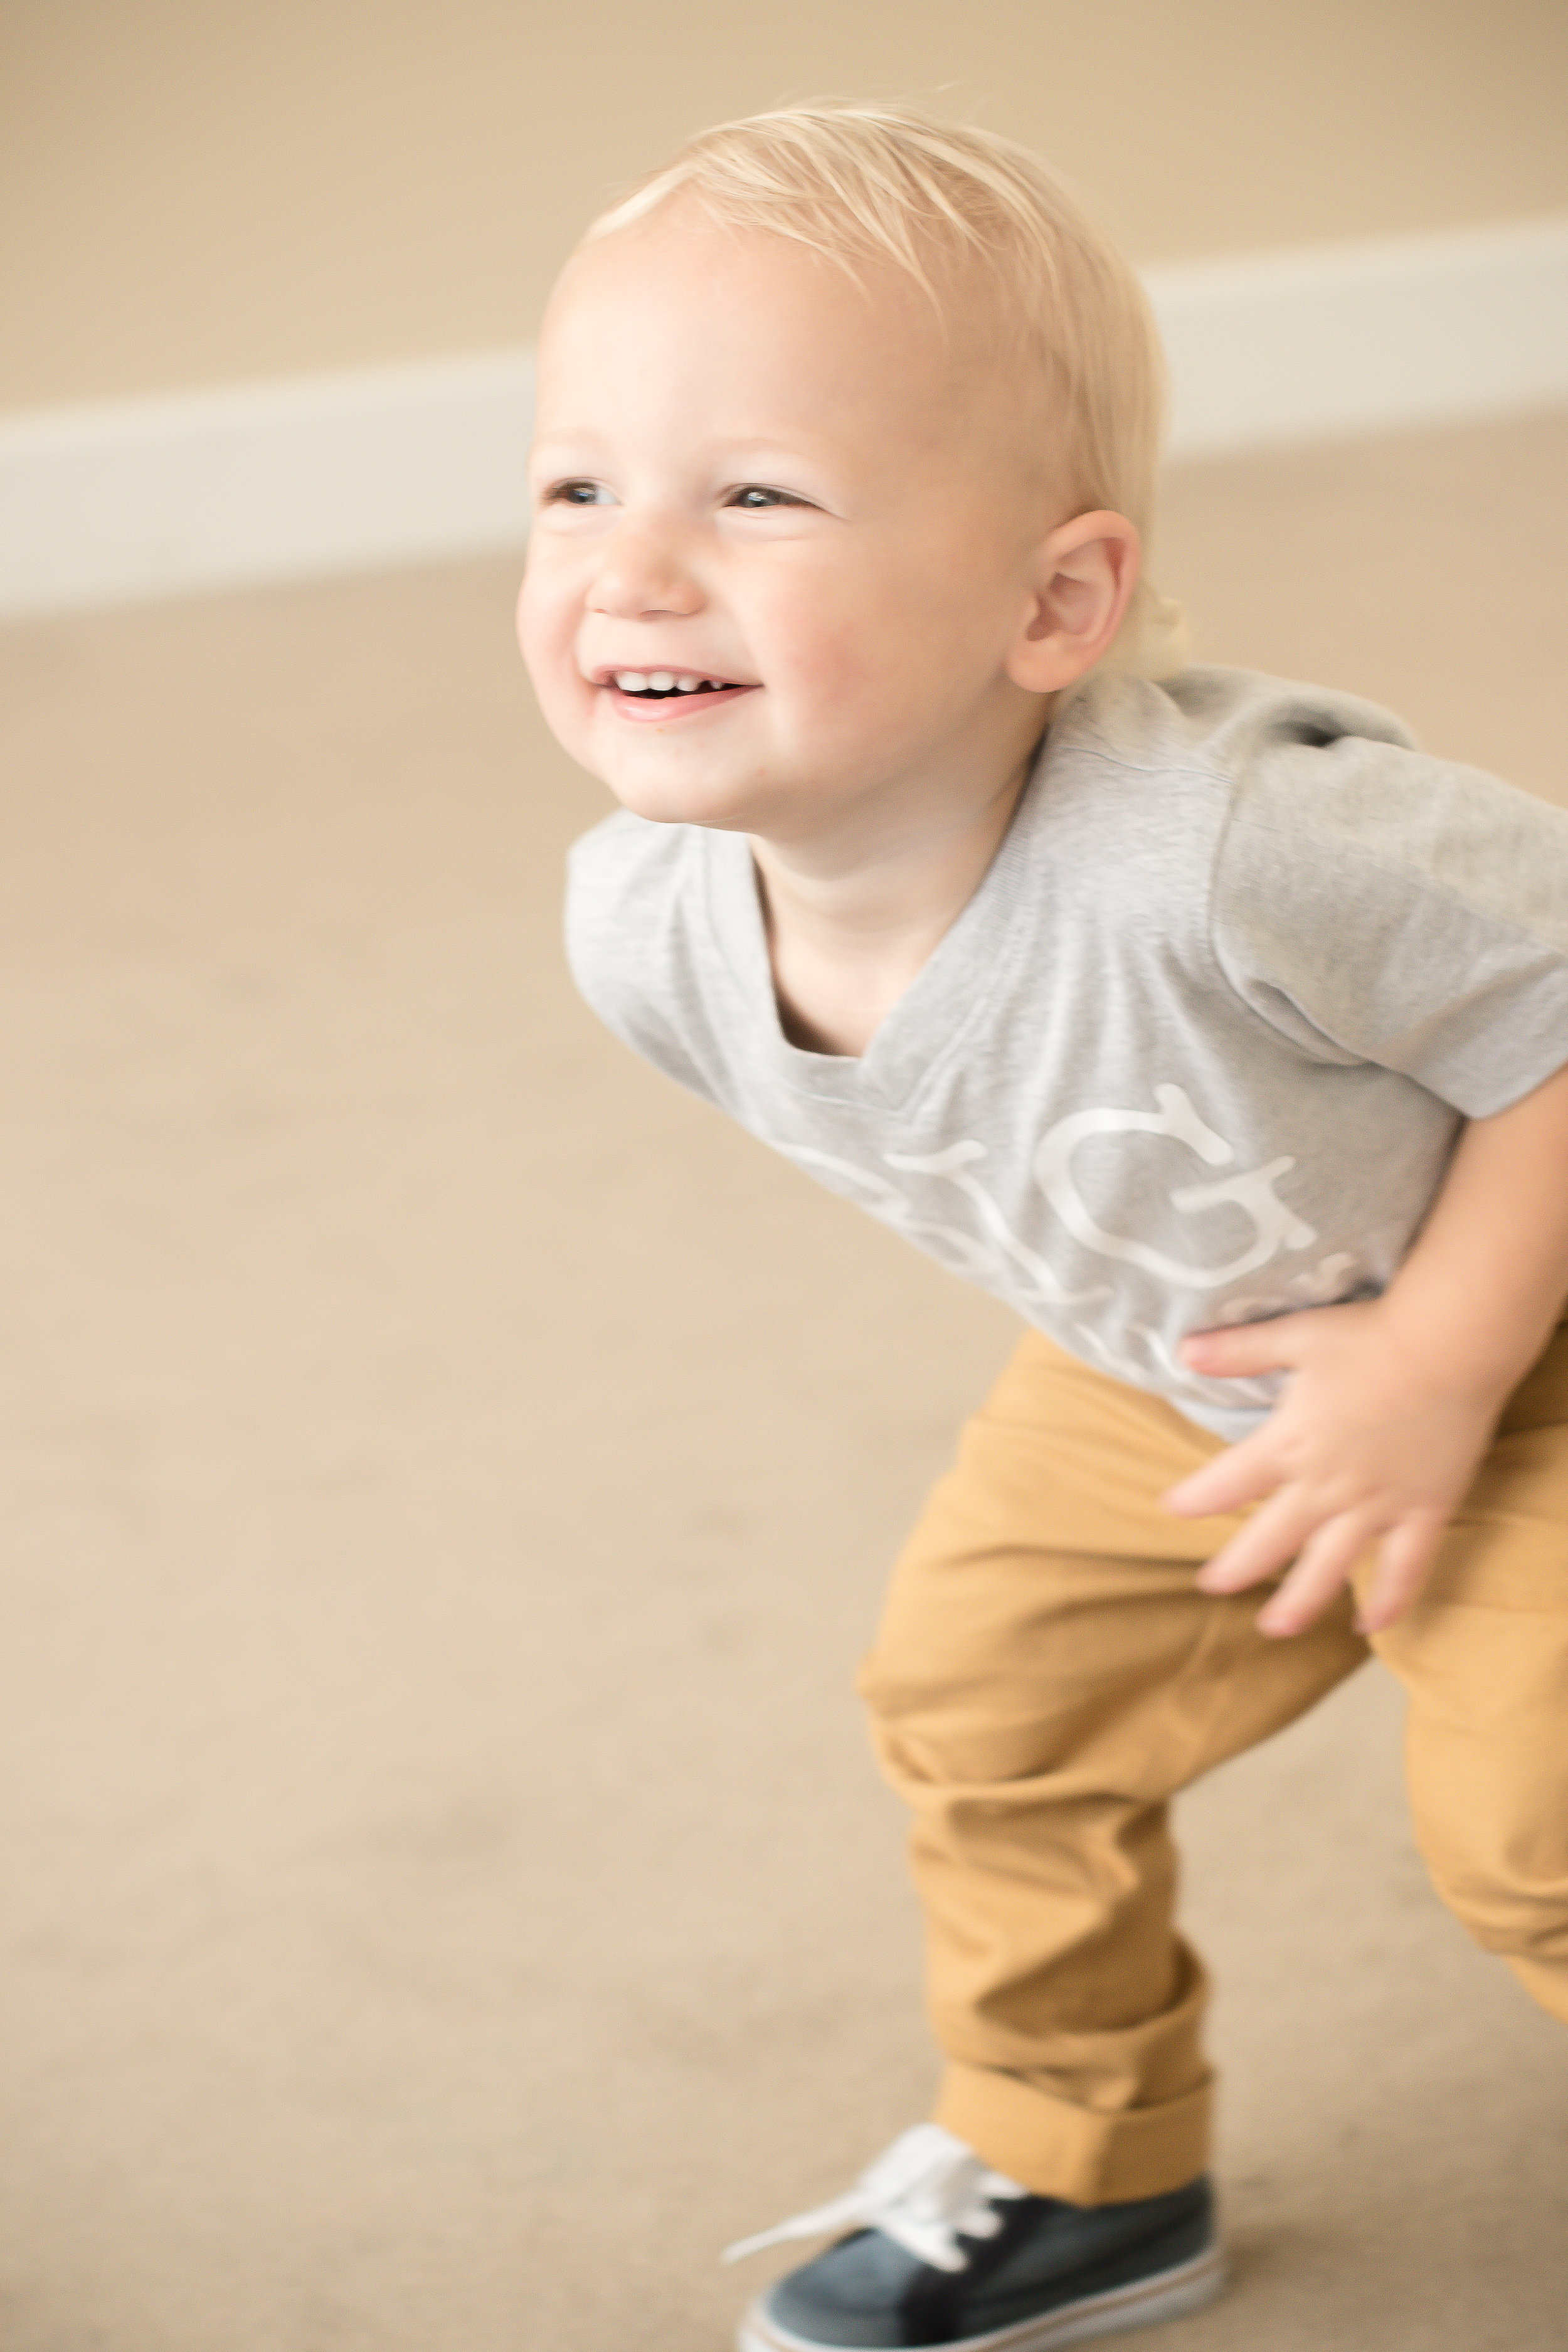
left=858, top=1324, right=1568, bottom=2206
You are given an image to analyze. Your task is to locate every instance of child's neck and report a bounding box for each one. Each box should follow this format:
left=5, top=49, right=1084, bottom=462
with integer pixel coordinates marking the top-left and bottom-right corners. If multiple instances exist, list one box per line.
left=751, top=743, right=1037, bottom=1058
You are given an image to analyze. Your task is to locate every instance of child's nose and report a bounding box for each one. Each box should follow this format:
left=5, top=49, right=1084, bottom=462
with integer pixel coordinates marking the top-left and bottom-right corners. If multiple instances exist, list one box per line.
left=586, top=516, right=703, bottom=620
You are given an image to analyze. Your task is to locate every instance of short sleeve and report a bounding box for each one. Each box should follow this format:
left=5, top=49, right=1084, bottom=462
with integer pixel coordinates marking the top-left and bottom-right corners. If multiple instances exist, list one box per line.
left=564, top=812, right=732, bottom=1108
left=1211, top=731, right=1568, bottom=1116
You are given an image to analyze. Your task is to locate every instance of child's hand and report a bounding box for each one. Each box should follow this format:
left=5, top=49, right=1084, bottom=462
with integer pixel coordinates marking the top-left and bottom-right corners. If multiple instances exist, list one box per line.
left=1160, top=1302, right=1504, bottom=1638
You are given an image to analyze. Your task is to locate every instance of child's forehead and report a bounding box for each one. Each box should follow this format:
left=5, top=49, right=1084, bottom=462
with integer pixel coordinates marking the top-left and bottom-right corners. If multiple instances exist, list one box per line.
left=541, top=208, right=1039, bottom=452
left=550, top=203, right=983, bottom=358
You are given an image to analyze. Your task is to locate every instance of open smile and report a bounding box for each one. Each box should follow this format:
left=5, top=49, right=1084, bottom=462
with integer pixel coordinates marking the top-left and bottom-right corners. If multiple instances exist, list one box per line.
left=596, top=667, right=758, bottom=723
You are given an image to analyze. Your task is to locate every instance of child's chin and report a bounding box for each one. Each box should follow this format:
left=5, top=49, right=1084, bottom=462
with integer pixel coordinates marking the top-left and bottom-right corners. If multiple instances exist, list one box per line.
left=604, top=769, right=756, bottom=833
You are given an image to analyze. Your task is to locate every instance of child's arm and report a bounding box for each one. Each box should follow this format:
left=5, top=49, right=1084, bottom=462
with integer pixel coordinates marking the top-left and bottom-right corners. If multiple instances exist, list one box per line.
left=1162, top=1058, right=1568, bottom=1636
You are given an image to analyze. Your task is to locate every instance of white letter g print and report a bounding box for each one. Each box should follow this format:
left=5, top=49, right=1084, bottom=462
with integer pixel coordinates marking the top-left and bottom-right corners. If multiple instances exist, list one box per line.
left=1033, top=1084, right=1317, bottom=1289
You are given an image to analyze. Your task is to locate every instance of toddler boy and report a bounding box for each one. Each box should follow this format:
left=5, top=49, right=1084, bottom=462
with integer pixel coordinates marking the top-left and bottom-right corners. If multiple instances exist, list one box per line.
left=517, top=103, right=1568, bottom=2352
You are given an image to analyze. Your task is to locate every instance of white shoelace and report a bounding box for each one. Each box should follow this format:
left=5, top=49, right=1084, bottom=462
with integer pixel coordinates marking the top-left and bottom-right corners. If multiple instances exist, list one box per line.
left=721, top=2124, right=1029, bottom=2275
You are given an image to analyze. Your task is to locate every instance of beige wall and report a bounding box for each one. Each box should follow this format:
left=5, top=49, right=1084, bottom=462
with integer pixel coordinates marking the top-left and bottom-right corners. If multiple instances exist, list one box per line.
left=4, top=0, right=1567, bottom=412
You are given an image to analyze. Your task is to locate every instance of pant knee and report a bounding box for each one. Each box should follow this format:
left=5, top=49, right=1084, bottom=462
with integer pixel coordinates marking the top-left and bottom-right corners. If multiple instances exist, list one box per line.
left=856, top=1641, right=1046, bottom=1793
left=1412, top=1806, right=1568, bottom=1966
left=1427, top=1873, right=1568, bottom=1966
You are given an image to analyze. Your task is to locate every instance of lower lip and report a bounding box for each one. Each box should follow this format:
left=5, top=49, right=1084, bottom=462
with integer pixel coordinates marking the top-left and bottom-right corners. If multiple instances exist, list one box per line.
left=605, top=684, right=756, bottom=724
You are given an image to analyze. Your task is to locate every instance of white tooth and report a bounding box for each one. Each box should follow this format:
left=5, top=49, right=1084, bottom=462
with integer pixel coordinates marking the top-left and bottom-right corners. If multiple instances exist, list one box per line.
left=647, top=671, right=675, bottom=692
left=613, top=670, right=647, bottom=691
left=675, top=675, right=700, bottom=691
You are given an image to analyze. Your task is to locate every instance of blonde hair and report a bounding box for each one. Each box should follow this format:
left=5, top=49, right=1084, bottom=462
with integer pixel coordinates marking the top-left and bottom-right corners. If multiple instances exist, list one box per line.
left=583, top=102, right=1186, bottom=679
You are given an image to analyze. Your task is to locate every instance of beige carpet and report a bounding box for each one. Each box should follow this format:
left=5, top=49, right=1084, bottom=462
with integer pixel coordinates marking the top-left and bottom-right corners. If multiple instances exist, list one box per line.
left=2, top=411, right=1566, bottom=2351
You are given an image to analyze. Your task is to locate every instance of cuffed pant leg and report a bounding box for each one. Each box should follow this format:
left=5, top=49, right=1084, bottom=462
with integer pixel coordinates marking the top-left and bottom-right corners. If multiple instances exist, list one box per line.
left=859, top=1331, right=1369, bottom=2204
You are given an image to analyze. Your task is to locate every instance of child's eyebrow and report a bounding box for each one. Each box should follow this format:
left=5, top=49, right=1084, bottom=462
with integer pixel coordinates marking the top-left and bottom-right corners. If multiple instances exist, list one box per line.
left=528, top=430, right=608, bottom=459
left=528, top=430, right=816, bottom=457
left=706, top=435, right=844, bottom=470
left=527, top=432, right=841, bottom=485
left=711, top=435, right=813, bottom=457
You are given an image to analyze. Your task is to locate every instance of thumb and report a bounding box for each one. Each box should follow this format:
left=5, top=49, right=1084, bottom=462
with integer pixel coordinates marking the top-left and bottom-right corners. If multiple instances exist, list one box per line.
left=1179, top=1313, right=1304, bottom=1380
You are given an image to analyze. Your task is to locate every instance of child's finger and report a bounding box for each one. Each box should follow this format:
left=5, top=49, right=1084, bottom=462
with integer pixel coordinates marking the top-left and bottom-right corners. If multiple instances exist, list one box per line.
left=1162, top=1432, right=1278, bottom=1518
left=1254, top=1513, right=1375, bottom=1636
left=1192, top=1483, right=1322, bottom=1592
left=1355, top=1509, right=1447, bottom=1633
left=1177, top=1314, right=1306, bottom=1380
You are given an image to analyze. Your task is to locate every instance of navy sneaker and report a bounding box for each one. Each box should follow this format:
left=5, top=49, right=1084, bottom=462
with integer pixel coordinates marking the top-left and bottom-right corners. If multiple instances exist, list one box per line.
left=725, top=2124, right=1224, bottom=2351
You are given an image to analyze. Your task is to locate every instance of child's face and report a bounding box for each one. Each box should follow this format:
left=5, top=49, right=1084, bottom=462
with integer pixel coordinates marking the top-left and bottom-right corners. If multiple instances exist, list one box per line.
left=517, top=207, right=1056, bottom=839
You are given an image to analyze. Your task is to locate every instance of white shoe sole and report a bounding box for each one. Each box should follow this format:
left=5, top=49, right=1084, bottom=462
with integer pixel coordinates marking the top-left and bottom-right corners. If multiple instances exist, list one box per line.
left=738, top=2240, right=1227, bottom=2352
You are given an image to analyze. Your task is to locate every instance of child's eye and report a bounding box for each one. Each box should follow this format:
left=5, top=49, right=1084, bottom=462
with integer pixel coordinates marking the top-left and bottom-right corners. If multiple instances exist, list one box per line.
left=726, top=485, right=808, bottom=511
left=544, top=479, right=610, bottom=506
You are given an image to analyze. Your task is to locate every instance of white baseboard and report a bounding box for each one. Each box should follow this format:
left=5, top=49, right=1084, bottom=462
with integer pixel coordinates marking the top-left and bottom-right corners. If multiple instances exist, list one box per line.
left=1148, top=215, right=1568, bottom=457
left=0, top=350, right=537, bottom=620
left=3, top=216, right=1565, bottom=619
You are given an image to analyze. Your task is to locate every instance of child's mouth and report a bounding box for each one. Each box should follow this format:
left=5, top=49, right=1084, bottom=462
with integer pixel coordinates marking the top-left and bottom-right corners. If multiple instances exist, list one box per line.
left=604, top=669, right=755, bottom=720
left=614, top=670, right=734, bottom=698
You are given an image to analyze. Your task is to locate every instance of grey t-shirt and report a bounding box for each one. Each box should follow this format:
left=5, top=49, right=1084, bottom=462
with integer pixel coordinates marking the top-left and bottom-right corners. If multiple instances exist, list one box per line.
left=564, top=666, right=1568, bottom=1437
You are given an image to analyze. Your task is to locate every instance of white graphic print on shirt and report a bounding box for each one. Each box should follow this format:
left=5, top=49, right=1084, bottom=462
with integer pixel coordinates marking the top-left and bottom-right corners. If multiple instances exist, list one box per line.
left=1033, top=1083, right=1316, bottom=1287
left=785, top=1084, right=1347, bottom=1409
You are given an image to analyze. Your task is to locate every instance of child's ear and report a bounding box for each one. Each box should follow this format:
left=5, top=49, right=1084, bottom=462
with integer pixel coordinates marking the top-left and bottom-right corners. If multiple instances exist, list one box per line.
left=1006, top=511, right=1141, bottom=694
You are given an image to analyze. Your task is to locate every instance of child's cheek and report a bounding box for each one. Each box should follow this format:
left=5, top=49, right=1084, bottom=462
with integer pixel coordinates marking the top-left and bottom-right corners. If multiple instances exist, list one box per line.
left=807, top=625, right=922, bottom=735
left=518, top=647, right=590, bottom=765
left=516, top=576, right=583, bottom=731
left=776, top=595, right=887, bottom=706
left=514, top=566, right=552, bottom=671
